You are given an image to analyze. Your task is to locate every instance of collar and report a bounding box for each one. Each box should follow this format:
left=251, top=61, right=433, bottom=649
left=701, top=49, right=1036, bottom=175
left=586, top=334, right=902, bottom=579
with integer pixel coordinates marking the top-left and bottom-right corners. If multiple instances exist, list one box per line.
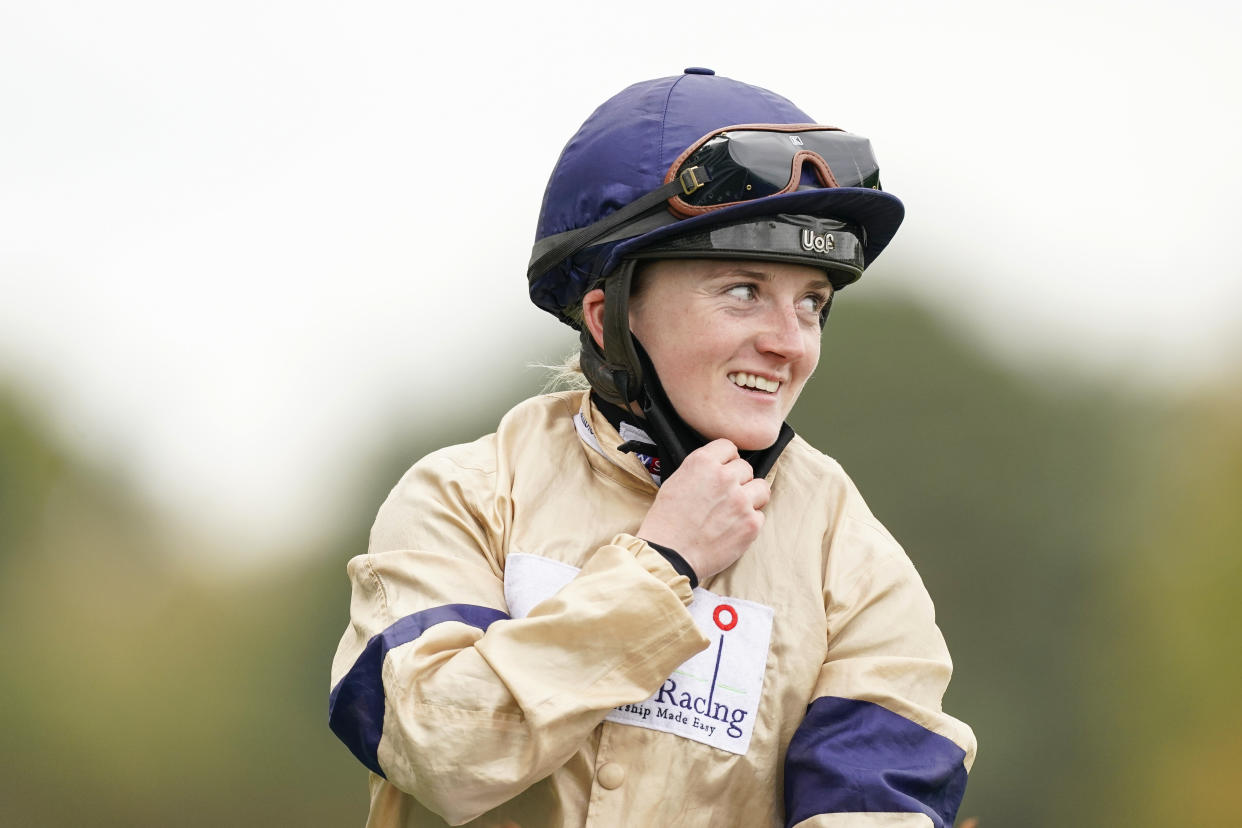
left=574, top=393, right=662, bottom=493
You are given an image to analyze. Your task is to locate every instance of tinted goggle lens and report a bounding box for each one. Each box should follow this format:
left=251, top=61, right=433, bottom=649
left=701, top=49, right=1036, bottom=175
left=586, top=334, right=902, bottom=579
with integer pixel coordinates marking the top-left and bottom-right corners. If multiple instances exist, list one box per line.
left=670, top=127, right=882, bottom=211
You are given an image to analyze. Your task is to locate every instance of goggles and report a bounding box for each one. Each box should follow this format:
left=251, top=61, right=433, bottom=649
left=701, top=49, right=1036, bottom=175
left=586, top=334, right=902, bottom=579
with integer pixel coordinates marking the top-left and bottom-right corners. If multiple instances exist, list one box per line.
left=666, top=124, right=882, bottom=217
left=527, top=123, right=883, bottom=293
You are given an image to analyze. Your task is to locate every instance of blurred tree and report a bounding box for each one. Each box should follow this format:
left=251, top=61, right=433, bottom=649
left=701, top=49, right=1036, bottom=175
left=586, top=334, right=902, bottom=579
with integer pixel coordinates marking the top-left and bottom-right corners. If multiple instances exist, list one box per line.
left=0, top=382, right=367, bottom=826
left=1083, top=387, right=1242, bottom=827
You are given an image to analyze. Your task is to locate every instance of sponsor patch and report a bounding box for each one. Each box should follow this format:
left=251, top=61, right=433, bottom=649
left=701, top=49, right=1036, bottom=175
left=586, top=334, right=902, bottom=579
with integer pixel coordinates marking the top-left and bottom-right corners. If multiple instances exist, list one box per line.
left=504, top=552, right=773, bottom=755
left=503, top=552, right=580, bottom=619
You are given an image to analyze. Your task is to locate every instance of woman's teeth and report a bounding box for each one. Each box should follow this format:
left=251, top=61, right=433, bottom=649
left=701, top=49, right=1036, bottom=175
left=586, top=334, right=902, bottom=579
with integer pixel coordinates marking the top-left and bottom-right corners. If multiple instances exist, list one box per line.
left=728, top=372, right=779, bottom=393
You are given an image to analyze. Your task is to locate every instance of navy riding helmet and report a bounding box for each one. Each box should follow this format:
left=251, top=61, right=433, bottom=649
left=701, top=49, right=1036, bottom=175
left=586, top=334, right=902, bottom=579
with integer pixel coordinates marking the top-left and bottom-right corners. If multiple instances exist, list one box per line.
left=527, top=68, right=904, bottom=328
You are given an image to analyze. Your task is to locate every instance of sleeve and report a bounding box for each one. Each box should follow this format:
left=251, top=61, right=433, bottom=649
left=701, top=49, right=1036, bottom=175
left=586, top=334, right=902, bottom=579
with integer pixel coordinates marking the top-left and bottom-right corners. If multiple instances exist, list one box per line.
left=783, top=513, right=977, bottom=828
left=327, top=445, right=710, bottom=825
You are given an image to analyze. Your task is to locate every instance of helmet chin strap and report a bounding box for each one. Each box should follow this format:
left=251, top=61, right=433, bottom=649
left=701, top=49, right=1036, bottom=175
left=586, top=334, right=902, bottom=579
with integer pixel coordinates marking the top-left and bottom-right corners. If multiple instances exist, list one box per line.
left=630, top=337, right=702, bottom=479
left=578, top=259, right=641, bottom=407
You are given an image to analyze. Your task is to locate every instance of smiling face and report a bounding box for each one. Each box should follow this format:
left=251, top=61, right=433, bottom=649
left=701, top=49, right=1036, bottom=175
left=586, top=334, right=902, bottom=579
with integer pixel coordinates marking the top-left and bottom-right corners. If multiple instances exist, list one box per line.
left=623, top=258, right=831, bottom=450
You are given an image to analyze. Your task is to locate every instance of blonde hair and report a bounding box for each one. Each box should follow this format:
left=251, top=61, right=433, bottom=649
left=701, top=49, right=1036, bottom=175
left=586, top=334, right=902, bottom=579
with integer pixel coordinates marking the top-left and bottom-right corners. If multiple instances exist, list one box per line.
left=534, top=349, right=591, bottom=393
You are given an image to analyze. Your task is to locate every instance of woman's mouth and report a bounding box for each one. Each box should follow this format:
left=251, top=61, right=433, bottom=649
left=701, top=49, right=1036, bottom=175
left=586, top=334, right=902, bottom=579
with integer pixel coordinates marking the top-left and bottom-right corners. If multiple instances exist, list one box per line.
left=728, top=372, right=780, bottom=393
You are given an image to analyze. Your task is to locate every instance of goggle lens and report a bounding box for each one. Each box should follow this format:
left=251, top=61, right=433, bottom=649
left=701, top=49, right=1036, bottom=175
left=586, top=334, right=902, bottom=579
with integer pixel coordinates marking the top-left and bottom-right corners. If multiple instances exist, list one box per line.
left=672, top=127, right=882, bottom=211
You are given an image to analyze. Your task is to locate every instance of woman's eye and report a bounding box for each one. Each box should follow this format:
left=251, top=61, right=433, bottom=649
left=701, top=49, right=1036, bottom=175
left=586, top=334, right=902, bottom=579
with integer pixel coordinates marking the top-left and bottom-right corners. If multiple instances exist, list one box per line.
left=797, top=294, right=825, bottom=314
left=727, top=284, right=757, bottom=301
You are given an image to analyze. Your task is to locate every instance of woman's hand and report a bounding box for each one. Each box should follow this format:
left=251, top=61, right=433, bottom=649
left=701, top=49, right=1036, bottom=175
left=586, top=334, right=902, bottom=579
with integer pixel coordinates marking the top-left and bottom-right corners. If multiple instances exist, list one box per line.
left=637, top=439, right=770, bottom=580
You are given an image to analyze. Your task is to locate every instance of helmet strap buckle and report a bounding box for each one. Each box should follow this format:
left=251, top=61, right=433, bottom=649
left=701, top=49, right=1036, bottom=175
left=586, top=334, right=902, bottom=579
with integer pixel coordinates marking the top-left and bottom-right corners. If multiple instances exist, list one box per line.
left=678, top=165, right=709, bottom=196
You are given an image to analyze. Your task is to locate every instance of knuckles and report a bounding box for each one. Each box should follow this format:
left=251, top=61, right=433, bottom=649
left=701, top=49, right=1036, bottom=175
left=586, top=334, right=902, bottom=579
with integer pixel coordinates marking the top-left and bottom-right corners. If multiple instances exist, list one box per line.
left=645, top=446, right=769, bottom=569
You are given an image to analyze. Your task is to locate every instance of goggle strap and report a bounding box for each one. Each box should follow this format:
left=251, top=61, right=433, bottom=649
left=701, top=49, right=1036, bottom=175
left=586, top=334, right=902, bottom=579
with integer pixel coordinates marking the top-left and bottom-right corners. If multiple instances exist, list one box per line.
left=527, top=167, right=712, bottom=285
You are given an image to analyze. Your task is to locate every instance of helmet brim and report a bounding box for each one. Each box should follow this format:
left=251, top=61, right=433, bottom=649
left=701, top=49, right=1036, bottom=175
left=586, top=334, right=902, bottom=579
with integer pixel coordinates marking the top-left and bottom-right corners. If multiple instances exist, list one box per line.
left=601, top=186, right=904, bottom=277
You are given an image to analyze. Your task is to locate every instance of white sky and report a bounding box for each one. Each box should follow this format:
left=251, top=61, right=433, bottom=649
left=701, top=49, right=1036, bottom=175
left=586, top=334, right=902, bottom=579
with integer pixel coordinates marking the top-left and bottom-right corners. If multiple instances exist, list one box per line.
left=3, top=1, right=1240, bottom=557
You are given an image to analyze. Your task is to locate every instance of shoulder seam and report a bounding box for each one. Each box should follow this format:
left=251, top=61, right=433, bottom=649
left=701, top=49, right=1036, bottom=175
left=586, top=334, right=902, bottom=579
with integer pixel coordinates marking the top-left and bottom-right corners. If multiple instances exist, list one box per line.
left=360, top=555, right=392, bottom=621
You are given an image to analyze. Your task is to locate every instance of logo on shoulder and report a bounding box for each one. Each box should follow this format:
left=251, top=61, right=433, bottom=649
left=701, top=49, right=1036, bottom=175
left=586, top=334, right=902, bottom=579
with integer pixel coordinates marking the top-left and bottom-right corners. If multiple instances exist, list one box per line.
left=800, top=228, right=835, bottom=254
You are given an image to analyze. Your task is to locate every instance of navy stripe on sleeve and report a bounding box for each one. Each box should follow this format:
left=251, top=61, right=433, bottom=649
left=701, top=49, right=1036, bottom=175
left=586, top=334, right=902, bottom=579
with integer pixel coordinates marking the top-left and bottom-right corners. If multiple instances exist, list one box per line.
left=328, top=603, right=510, bottom=777
left=784, top=696, right=968, bottom=828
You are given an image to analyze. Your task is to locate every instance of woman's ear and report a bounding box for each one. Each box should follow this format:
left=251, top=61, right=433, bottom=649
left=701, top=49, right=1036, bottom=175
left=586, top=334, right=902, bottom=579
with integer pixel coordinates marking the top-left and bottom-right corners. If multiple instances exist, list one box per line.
left=581, top=288, right=607, bottom=350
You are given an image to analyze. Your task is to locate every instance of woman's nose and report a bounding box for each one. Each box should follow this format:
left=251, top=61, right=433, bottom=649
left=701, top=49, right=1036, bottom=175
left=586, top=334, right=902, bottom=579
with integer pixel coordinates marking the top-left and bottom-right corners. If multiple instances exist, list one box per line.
left=755, top=304, right=807, bottom=359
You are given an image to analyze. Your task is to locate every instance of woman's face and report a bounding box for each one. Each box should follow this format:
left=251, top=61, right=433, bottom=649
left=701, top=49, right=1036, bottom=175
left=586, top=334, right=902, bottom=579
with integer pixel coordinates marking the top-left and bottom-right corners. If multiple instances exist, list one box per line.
left=626, top=258, right=831, bottom=450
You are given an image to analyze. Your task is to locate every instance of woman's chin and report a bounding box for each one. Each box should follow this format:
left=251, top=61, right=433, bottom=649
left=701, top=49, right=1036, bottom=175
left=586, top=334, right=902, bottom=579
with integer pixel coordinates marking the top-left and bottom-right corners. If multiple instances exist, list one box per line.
left=701, top=422, right=783, bottom=452
left=734, top=434, right=779, bottom=452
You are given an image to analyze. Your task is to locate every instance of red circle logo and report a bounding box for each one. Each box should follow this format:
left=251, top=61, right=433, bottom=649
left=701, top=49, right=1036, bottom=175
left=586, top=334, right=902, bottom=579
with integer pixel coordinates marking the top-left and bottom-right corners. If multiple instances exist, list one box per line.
left=713, top=604, right=738, bottom=631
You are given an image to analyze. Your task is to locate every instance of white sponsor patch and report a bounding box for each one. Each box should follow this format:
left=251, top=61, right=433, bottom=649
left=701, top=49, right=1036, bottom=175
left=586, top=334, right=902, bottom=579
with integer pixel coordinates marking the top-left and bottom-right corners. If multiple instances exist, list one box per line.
left=503, top=552, right=773, bottom=755
left=504, top=552, right=580, bottom=619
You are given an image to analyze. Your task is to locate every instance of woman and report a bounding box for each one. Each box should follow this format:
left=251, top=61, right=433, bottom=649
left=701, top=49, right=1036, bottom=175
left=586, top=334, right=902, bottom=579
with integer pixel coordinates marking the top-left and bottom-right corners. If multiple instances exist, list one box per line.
left=330, top=68, right=977, bottom=827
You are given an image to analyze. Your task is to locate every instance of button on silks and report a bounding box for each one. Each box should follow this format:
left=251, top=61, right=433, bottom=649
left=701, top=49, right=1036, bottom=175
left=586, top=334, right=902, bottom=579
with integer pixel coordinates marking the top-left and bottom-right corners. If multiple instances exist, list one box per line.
left=683, top=67, right=715, bottom=75
left=597, top=762, right=625, bottom=789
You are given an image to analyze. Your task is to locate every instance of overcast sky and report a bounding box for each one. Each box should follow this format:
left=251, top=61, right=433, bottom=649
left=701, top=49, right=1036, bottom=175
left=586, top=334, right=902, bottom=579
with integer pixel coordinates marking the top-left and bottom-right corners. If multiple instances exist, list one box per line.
left=3, top=0, right=1239, bottom=557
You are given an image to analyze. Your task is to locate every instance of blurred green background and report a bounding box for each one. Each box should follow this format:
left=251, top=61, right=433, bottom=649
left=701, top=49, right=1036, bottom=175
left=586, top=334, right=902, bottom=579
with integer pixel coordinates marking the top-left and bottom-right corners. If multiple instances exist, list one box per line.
left=3, top=289, right=1239, bottom=827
